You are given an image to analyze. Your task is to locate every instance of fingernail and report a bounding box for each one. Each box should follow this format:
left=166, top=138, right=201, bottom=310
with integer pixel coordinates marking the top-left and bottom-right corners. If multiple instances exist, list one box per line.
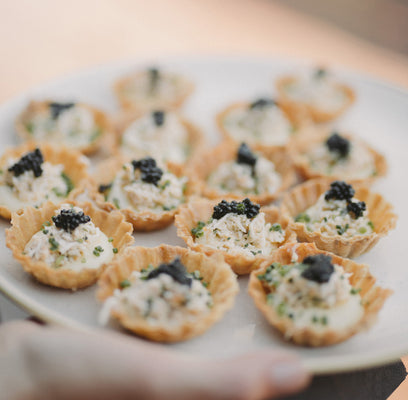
left=269, top=360, right=309, bottom=391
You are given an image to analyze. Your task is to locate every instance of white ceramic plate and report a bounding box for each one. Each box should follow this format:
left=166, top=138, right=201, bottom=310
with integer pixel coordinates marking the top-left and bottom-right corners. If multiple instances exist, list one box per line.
left=0, top=56, right=407, bottom=374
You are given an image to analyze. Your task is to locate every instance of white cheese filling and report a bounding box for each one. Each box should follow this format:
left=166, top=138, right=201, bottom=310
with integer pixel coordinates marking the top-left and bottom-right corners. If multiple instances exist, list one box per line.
left=120, top=70, right=191, bottom=107
left=284, top=73, right=347, bottom=112
left=207, top=156, right=281, bottom=195
left=306, top=139, right=376, bottom=179
left=196, top=212, right=285, bottom=257
left=120, top=112, right=189, bottom=164
left=297, top=194, right=374, bottom=238
left=25, top=105, right=100, bottom=147
left=0, top=159, right=71, bottom=212
left=99, top=269, right=212, bottom=327
left=106, top=162, right=187, bottom=213
left=24, top=204, right=114, bottom=271
left=222, top=104, right=293, bottom=146
left=260, top=261, right=364, bottom=333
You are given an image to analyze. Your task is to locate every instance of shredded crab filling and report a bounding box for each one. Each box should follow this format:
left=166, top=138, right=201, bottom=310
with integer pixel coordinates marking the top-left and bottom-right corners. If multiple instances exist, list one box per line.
left=99, top=265, right=212, bottom=327
left=295, top=194, right=374, bottom=238
left=257, top=255, right=364, bottom=330
left=207, top=156, right=281, bottom=195
left=222, top=103, right=293, bottom=146
left=305, top=137, right=376, bottom=179
left=24, top=204, right=114, bottom=270
left=120, top=69, right=192, bottom=106
left=283, top=70, right=347, bottom=112
left=0, top=157, right=73, bottom=212
left=195, top=212, right=285, bottom=257
left=23, top=103, right=101, bottom=147
left=120, top=112, right=189, bottom=164
left=104, top=161, right=187, bottom=213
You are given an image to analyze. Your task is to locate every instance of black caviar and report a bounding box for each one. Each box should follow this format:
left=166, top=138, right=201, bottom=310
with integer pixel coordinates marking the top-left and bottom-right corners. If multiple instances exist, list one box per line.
left=49, top=102, right=75, bottom=120
left=326, top=133, right=350, bottom=158
left=8, top=148, right=44, bottom=178
left=314, top=68, right=327, bottom=79
left=132, top=157, right=163, bottom=186
left=152, top=110, right=165, bottom=127
left=148, top=67, right=160, bottom=92
left=324, top=181, right=355, bottom=202
left=212, top=198, right=260, bottom=220
left=98, top=183, right=112, bottom=194
left=146, top=257, right=192, bottom=287
left=301, top=254, right=334, bottom=283
left=347, top=201, right=366, bottom=219
left=52, top=208, right=91, bottom=233
left=237, top=143, right=257, bottom=167
left=249, top=98, right=275, bottom=110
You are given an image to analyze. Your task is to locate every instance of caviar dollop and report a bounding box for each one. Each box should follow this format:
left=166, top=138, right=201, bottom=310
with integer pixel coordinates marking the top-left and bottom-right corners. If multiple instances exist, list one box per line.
left=48, top=102, right=75, bottom=120
left=8, top=148, right=44, bottom=178
left=212, top=198, right=260, bottom=220
left=237, top=143, right=257, bottom=167
left=324, top=181, right=355, bottom=202
left=152, top=110, right=165, bottom=127
left=326, top=133, right=350, bottom=158
left=146, top=257, right=192, bottom=287
left=249, top=98, right=276, bottom=110
left=52, top=208, right=91, bottom=233
left=131, top=157, right=163, bottom=186
left=301, top=254, right=334, bottom=283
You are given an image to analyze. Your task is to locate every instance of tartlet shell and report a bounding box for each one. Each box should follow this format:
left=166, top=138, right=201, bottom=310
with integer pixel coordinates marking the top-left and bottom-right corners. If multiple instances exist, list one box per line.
left=97, top=244, right=239, bottom=342
left=113, top=110, right=207, bottom=172
left=287, top=129, right=387, bottom=184
left=248, top=242, right=392, bottom=346
left=0, top=142, right=91, bottom=220
left=216, top=101, right=310, bottom=148
left=6, top=201, right=134, bottom=290
left=113, top=71, right=195, bottom=112
left=92, top=156, right=194, bottom=232
left=174, top=198, right=297, bottom=275
left=280, top=178, right=397, bottom=258
left=188, top=139, right=297, bottom=205
left=15, top=100, right=114, bottom=155
left=276, top=76, right=356, bottom=123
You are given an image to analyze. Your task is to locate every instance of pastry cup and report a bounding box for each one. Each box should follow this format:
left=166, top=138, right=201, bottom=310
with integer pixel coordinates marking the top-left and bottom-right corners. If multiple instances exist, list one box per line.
left=93, top=156, right=194, bottom=232
left=280, top=178, right=397, bottom=258
left=248, top=242, right=392, bottom=347
left=15, top=100, right=114, bottom=155
left=276, top=76, right=355, bottom=123
left=97, top=244, right=239, bottom=342
left=113, top=70, right=195, bottom=112
left=175, top=198, right=297, bottom=275
left=188, top=139, right=297, bottom=205
left=0, top=142, right=91, bottom=220
left=216, top=101, right=310, bottom=147
left=6, top=200, right=134, bottom=290
left=113, top=110, right=207, bottom=171
left=287, top=129, right=387, bottom=185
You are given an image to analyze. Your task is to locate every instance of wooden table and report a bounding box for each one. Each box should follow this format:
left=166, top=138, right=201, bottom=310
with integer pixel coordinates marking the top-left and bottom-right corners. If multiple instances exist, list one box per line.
left=1, top=0, right=407, bottom=398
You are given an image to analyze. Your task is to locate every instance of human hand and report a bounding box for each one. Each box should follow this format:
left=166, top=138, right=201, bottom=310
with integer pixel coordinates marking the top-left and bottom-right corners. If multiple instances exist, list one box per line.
left=0, top=320, right=310, bottom=400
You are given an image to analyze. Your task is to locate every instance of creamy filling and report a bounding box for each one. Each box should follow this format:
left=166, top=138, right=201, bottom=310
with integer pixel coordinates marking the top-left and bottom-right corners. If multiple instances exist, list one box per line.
left=99, top=269, right=212, bottom=327
left=120, top=112, right=189, bottom=164
left=258, top=261, right=364, bottom=334
left=24, top=204, right=114, bottom=271
left=120, top=70, right=191, bottom=107
left=306, top=140, right=377, bottom=179
left=284, top=74, right=347, bottom=112
left=24, top=105, right=100, bottom=147
left=295, top=194, right=374, bottom=238
left=223, top=105, right=293, bottom=146
left=207, top=156, right=281, bottom=195
left=0, top=160, right=72, bottom=212
left=105, top=162, right=187, bottom=213
left=195, top=212, right=285, bottom=257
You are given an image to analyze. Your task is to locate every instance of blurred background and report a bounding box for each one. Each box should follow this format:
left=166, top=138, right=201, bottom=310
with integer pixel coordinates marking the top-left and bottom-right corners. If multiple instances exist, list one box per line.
left=0, top=0, right=407, bottom=398
left=1, top=0, right=408, bottom=104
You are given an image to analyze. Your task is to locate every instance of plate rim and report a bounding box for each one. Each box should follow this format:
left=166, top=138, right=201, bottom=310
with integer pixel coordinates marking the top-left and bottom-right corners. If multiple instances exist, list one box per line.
left=1, top=54, right=407, bottom=374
